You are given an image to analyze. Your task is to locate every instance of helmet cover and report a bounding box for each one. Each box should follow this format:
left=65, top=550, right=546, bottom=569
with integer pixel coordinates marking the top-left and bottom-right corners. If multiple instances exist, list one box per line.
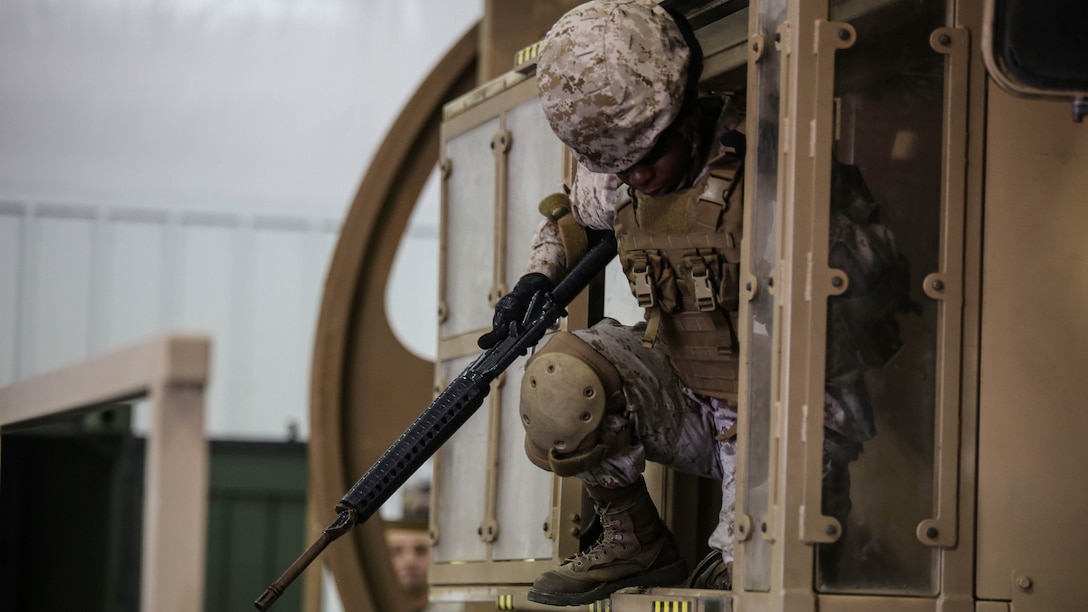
left=537, top=0, right=692, bottom=174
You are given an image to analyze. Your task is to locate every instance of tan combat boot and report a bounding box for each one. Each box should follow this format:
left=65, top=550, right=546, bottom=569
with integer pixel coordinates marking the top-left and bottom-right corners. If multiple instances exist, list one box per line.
left=527, top=478, right=688, bottom=606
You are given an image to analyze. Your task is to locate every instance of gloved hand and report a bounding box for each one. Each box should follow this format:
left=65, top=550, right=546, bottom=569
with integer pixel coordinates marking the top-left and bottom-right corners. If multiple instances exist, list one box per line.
left=477, top=273, right=553, bottom=349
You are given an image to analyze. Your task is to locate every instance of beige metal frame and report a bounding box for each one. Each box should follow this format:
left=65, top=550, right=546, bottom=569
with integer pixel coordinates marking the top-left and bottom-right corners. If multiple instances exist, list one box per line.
left=434, top=73, right=588, bottom=594
left=731, top=1, right=978, bottom=610
left=0, top=334, right=211, bottom=612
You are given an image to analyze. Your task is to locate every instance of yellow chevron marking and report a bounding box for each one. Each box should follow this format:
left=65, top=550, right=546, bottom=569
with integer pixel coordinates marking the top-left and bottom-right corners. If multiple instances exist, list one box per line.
left=652, top=601, right=690, bottom=612
left=514, top=42, right=542, bottom=69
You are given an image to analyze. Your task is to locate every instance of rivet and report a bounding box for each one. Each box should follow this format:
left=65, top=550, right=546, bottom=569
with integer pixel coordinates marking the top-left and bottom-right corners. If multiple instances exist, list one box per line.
left=746, top=281, right=753, bottom=291
left=477, top=527, right=483, bottom=535
left=751, top=41, right=759, bottom=51
left=543, top=521, right=549, bottom=532
left=761, top=522, right=768, bottom=533
left=774, top=32, right=781, bottom=43
left=838, top=28, right=850, bottom=41
left=572, top=513, right=582, bottom=523
left=583, top=387, right=595, bottom=398
left=768, top=277, right=774, bottom=288
left=932, top=279, right=944, bottom=291
left=826, top=524, right=838, bottom=536
left=1016, top=575, right=1033, bottom=591
left=926, top=526, right=939, bottom=539
left=939, top=33, right=952, bottom=46
left=738, top=524, right=746, bottom=534
left=571, top=527, right=581, bottom=537
left=831, top=276, right=844, bottom=288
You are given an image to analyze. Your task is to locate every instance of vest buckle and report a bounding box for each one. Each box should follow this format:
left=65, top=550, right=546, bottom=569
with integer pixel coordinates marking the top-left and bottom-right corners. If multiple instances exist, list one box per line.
left=688, top=258, right=716, bottom=311
left=630, top=255, right=655, bottom=308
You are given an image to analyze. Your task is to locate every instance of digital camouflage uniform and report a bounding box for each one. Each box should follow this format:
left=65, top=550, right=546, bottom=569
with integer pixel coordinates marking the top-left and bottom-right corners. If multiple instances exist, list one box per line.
left=525, top=116, right=742, bottom=560
left=499, top=0, right=910, bottom=605
left=509, top=1, right=743, bottom=605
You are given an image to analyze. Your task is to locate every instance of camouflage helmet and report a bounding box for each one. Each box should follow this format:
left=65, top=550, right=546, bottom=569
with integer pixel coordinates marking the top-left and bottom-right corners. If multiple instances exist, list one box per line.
left=537, top=0, right=693, bottom=174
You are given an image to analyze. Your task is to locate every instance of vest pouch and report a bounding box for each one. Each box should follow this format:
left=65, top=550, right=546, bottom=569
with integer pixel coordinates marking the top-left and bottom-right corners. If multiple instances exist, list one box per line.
left=621, top=250, right=680, bottom=313
left=717, top=261, right=740, bottom=312
left=677, top=251, right=740, bottom=313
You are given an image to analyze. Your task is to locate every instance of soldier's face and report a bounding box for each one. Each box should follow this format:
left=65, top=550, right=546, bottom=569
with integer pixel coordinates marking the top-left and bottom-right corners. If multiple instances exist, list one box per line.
left=616, top=127, right=693, bottom=196
left=386, top=528, right=430, bottom=595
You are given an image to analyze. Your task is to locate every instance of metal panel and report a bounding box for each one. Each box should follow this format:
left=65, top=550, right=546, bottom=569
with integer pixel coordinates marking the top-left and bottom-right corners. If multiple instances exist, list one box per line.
left=490, top=91, right=568, bottom=562
left=493, top=352, right=554, bottom=560
left=179, top=221, right=239, bottom=434
left=976, top=84, right=1088, bottom=607
left=104, top=217, right=168, bottom=351
left=250, top=229, right=314, bottom=439
left=1, top=201, right=336, bottom=440
left=205, top=441, right=308, bottom=612
left=435, top=73, right=585, bottom=587
left=29, top=212, right=95, bottom=374
left=815, top=0, right=955, bottom=595
left=0, top=205, right=24, bottom=385
left=737, top=0, right=786, bottom=593
left=433, top=354, right=491, bottom=564
left=441, top=116, right=500, bottom=340
left=503, top=95, right=564, bottom=288
left=492, top=352, right=553, bottom=560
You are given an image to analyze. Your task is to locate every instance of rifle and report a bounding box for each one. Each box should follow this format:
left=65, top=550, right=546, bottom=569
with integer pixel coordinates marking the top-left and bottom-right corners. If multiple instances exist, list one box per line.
left=255, top=228, right=617, bottom=610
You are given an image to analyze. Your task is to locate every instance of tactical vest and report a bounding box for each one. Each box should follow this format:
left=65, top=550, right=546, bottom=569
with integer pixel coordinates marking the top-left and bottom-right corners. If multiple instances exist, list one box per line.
left=613, top=155, right=743, bottom=401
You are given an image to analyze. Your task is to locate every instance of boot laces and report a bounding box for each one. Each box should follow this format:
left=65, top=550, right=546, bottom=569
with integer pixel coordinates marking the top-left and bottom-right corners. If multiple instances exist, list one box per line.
left=570, top=503, right=631, bottom=567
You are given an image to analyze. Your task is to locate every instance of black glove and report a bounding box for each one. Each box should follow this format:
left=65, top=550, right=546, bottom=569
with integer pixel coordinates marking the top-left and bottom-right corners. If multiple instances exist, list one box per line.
left=477, top=273, right=553, bottom=349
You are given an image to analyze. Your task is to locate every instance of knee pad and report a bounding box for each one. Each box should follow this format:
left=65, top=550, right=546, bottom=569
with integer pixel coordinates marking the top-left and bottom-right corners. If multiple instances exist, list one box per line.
left=520, top=331, right=624, bottom=473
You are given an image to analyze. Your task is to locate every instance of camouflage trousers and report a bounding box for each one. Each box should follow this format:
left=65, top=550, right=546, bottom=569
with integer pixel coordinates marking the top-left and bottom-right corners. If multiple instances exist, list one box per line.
left=565, top=318, right=739, bottom=561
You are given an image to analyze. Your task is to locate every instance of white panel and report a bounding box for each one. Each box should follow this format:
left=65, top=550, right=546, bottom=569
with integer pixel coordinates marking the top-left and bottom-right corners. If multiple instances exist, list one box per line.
left=249, top=227, right=309, bottom=440
left=0, top=208, right=22, bottom=386
left=433, top=354, right=490, bottom=563
left=29, top=214, right=94, bottom=375
left=493, top=349, right=554, bottom=561
left=179, top=221, right=238, bottom=436
left=387, top=168, right=440, bottom=361
left=441, top=118, right=499, bottom=339
left=103, top=218, right=167, bottom=350
left=504, top=96, right=564, bottom=287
